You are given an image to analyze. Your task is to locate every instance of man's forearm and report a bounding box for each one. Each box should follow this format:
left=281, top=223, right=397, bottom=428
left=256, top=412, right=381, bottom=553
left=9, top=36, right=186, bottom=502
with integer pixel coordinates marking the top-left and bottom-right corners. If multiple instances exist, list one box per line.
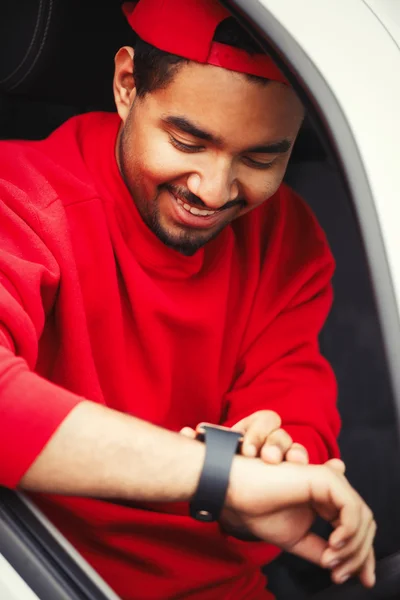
left=19, top=401, right=307, bottom=508
left=18, top=401, right=376, bottom=586
left=19, top=400, right=206, bottom=503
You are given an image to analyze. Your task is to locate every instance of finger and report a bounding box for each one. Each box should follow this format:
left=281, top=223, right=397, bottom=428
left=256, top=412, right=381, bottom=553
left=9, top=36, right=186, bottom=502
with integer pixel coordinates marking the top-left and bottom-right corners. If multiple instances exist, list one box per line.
left=359, top=548, right=376, bottom=588
left=285, top=443, right=309, bottom=465
left=287, top=531, right=329, bottom=565
left=328, top=503, right=373, bottom=555
left=239, top=413, right=282, bottom=458
left=312, top=467, right=373, bottom=565
left=328, top=508, right=374, bottom=562
left=324, top=515, right=374, bottom=571
left=310, top=468, right=356, bottom=534
left=331, top=520, right=376, bottom=586
left=231, top=410, right=281, bottom=433
left=325, top=459, right=346, bottom=475
left=327, top=494, right=365, bottom=552
left=179, top=427, right=197, bottom=439
left=322, top=512, right=373, bottom=574
left=260, top=429, right=293, bottom=464
left=331, top=529, right=376, bottom=587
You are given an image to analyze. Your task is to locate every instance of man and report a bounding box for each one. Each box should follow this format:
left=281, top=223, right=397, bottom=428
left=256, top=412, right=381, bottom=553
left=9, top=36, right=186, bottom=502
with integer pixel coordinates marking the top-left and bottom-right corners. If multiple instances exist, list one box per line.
left=0, top=0, right=376, bottom=598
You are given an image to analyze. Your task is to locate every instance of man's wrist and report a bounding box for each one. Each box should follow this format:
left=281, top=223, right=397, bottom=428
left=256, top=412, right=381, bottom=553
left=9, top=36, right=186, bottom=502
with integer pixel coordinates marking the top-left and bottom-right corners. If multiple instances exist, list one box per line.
left=224, top=454, right=251, bottom=512
left=225, top=457, right=314, bottom=514
left=174, top=435, right=207, bottom=503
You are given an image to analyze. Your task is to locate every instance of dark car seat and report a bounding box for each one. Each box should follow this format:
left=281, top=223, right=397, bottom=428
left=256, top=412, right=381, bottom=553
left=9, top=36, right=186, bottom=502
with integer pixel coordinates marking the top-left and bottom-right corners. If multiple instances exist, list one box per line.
left=0, top=0, right=134, bottom=140
left=266, top=157, right=400, bottom=599
left=1, top=1, right=400, bottom=599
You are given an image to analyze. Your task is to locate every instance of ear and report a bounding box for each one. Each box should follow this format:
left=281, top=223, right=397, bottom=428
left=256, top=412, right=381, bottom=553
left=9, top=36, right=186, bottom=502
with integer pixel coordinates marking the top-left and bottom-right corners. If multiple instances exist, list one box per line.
left=113, top=46, right=137, bottom=122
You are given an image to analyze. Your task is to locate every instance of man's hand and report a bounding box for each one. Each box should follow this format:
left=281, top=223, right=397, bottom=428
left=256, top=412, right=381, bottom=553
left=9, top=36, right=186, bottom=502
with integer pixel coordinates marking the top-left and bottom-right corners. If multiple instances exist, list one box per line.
left=180, top=418, right=375, bottom=588
left=224, top=457, right=376, bottom=588
left=180, top=410, right=309, bottom=464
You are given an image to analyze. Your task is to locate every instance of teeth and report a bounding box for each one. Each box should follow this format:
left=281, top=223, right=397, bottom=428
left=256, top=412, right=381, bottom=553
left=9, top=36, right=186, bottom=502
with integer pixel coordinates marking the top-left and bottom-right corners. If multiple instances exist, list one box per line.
left=176, top=197, right=216, bottom=217
left=190, top=206, right=214, bottom=216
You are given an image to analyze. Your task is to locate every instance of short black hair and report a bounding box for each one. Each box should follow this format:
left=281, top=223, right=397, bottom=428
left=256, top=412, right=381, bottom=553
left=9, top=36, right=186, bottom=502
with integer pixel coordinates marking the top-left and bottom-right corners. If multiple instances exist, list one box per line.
left=133, top=17, right=269, bottom=97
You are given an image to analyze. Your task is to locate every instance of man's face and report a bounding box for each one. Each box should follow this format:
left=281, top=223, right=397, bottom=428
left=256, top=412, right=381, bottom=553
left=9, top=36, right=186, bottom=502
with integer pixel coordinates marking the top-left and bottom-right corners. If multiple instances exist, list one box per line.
left=116, top=58, right=304, bottom=255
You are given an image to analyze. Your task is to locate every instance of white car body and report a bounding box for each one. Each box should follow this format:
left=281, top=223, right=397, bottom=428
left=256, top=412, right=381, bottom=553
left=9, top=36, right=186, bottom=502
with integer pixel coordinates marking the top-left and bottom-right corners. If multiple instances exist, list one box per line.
left=233, top=0, right=400, bottom=422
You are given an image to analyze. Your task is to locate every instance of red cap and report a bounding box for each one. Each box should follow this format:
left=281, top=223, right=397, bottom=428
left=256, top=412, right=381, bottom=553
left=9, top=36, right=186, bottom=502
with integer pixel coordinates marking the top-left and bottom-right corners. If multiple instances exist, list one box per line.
left=122, top=0, right=289, bottom=84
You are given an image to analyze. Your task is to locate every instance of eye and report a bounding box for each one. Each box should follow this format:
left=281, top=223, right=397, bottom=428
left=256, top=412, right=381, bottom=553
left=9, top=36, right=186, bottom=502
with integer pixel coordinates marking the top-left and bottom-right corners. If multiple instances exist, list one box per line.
left=169, top=135, right=204, bottom=153
left=243, top=156, right=275, bottom=170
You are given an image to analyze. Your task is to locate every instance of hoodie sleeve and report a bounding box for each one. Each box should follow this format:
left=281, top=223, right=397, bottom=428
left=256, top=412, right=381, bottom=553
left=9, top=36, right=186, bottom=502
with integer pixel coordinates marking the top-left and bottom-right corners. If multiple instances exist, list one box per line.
left=0, top=180, right=84, bottom=488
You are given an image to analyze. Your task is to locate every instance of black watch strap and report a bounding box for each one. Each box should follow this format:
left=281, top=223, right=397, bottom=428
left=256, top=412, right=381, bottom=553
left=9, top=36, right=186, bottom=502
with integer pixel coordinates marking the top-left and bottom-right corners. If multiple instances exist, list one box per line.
left=189, top=425, right=242, bottom=522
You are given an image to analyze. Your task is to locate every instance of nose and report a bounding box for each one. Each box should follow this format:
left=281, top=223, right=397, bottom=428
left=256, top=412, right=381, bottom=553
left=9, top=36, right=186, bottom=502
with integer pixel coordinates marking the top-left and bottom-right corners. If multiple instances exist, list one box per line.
left=187, top=160, right=239, bottom=210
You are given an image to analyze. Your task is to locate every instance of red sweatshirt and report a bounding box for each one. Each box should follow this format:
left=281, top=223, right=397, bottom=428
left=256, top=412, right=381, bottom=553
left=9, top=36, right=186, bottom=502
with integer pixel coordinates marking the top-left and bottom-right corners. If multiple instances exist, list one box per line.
left=0, top=112, right=340, bottom=599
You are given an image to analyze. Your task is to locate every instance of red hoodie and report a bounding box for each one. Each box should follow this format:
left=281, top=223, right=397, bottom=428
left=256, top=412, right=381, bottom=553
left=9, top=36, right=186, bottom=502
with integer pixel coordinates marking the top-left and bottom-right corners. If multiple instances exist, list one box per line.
left=0, top=112, right=340, bottom=599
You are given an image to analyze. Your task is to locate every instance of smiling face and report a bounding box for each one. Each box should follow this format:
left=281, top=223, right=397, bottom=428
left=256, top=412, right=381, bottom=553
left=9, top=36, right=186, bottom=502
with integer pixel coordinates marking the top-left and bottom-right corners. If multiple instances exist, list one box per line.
left=113, top=48, right=304, bottom=255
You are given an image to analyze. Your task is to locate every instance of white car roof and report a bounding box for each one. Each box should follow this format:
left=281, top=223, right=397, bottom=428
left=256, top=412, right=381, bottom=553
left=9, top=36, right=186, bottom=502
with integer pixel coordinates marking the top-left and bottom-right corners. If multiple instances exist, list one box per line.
left=364, top=0, right=400, bottom=45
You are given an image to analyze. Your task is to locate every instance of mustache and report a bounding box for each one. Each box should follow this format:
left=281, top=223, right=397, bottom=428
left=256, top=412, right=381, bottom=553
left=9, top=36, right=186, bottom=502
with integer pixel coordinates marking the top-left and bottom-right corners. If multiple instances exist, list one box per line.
left=164, top=184, right=245, bottom=212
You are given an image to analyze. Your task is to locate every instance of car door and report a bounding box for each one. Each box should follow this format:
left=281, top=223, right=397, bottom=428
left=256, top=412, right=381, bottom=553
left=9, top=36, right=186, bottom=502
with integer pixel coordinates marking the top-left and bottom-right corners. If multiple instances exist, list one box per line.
left=228, top=0, right=400, bottom=598
left=0, top=488, right=121, bottom=599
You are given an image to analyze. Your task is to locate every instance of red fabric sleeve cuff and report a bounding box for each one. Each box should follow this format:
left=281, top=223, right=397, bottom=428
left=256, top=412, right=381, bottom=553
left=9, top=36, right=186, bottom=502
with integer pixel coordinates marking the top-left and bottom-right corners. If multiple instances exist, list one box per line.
left=0, top=366, right=84, bottom=488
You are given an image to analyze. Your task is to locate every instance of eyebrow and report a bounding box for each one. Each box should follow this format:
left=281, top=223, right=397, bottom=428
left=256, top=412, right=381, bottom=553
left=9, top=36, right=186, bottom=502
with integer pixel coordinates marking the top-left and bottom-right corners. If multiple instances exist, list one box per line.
left=245, top=139, right=292, bottom=154
left=163, top=115, right=292, bottom=154
left=163, top=115, right=221, bottom=144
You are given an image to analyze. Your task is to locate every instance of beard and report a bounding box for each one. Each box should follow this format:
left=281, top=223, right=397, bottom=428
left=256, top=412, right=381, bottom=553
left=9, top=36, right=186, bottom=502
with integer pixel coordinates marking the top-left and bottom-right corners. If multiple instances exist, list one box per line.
left=145, top=197, right=228, bottom=256
left=145, top=183, right=245, bottom=256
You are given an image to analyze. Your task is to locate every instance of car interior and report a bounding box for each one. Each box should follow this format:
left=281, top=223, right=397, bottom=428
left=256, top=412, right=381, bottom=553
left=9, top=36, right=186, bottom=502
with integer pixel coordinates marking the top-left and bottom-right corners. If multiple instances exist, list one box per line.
left=1, top=0, right=400, bottom=598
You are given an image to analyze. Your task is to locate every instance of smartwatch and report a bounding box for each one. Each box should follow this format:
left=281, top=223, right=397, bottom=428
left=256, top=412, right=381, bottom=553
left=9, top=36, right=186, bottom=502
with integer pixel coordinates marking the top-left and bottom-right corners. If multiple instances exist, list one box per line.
left=189, top=424, right=243, bottom=522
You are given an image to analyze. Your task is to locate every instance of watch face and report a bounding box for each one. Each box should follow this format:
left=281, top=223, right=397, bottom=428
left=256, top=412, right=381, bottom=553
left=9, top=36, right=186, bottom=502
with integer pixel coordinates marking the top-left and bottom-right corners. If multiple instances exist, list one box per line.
left=195, top=423, right=244, bottom=447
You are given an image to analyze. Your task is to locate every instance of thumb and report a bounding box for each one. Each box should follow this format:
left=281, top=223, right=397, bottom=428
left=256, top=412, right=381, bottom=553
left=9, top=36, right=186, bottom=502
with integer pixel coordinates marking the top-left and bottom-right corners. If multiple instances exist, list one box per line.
left=179, top=427, right=197, bottom=439
left=230, top=416, right=251, bottom=432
